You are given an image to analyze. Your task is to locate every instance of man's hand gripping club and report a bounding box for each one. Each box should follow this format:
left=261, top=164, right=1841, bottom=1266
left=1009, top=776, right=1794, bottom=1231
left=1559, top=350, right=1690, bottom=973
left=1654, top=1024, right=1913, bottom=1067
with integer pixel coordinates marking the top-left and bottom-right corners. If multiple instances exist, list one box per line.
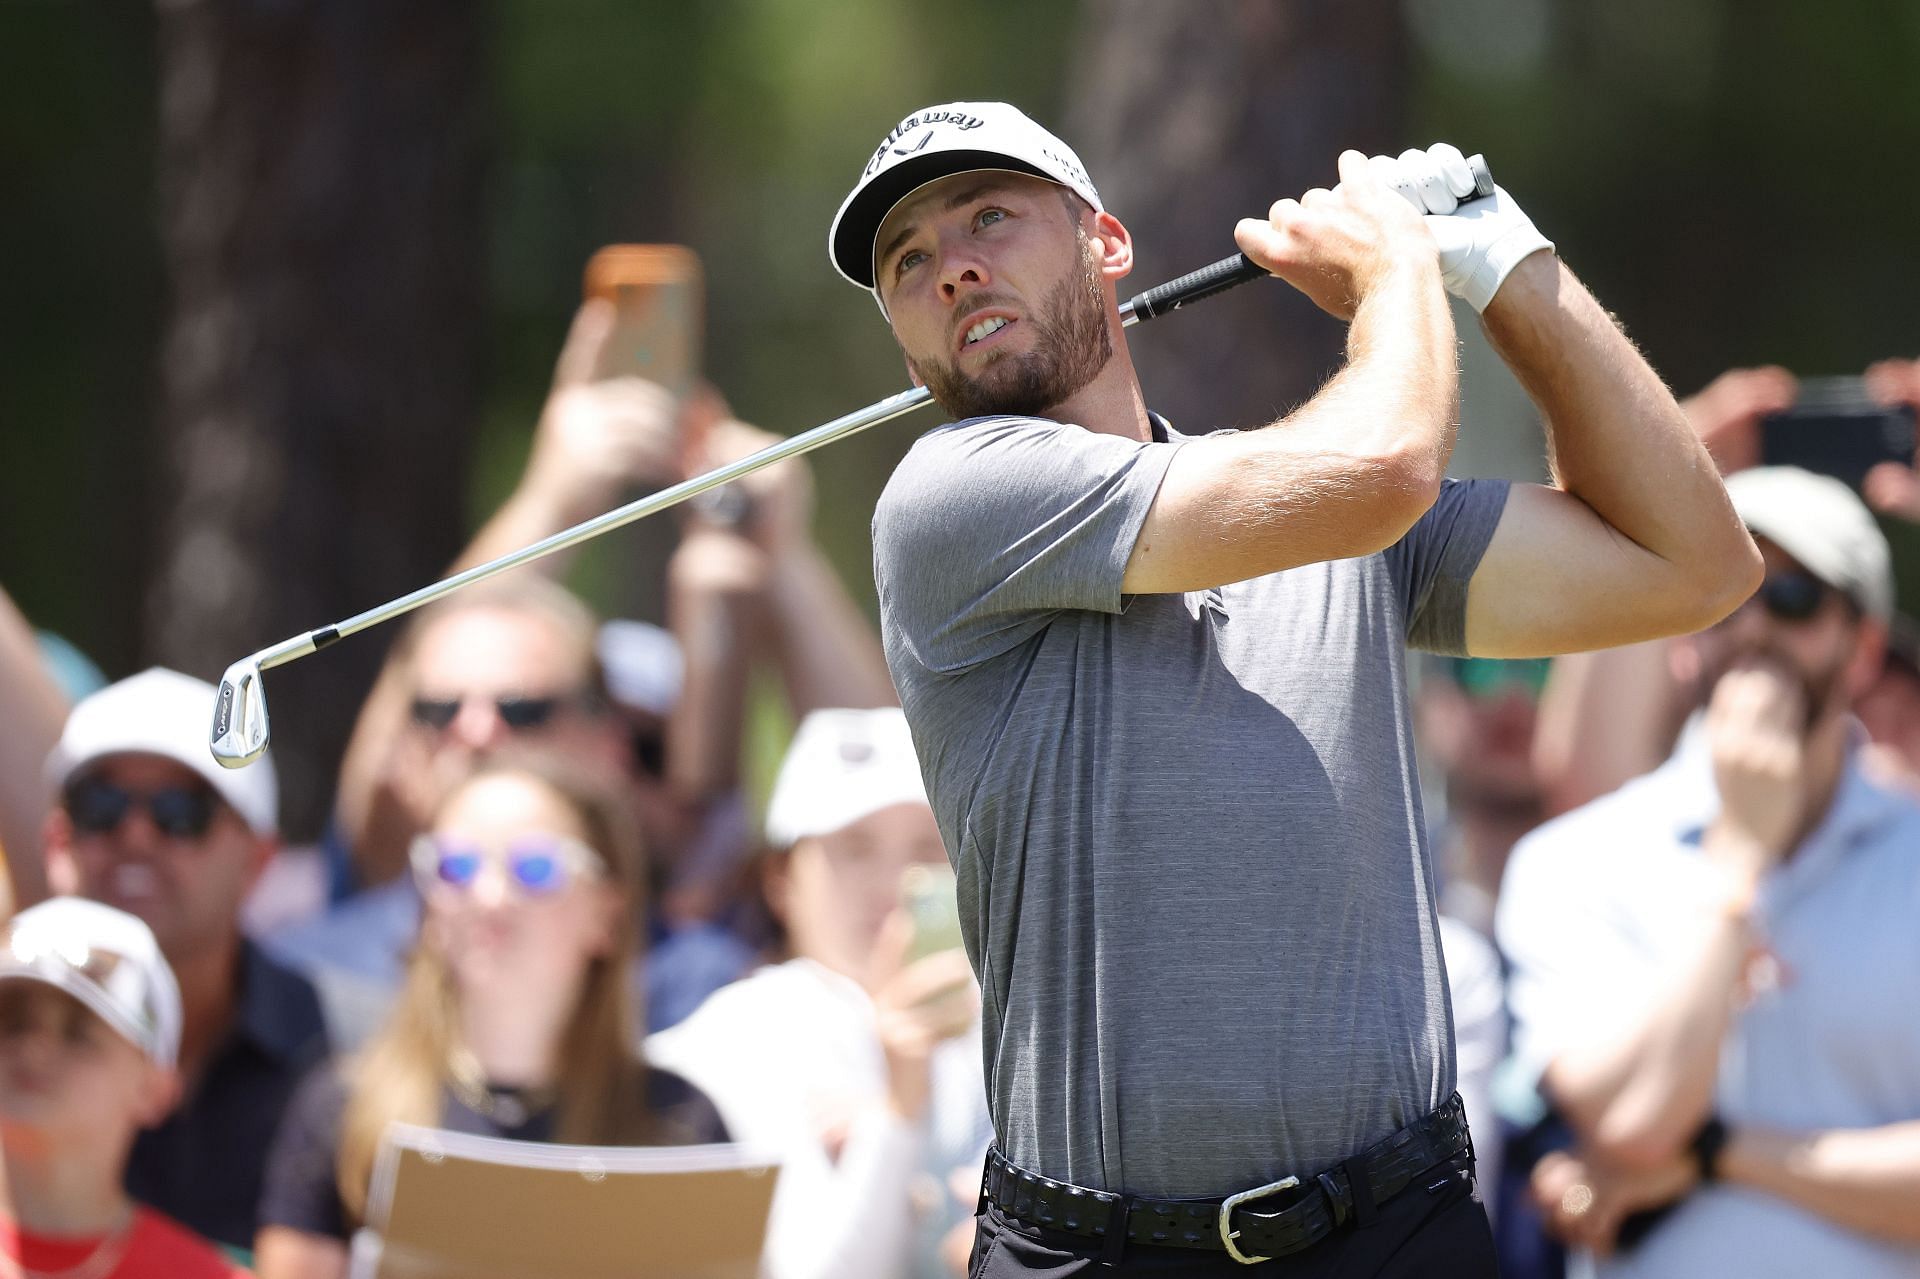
left=1232, top=142, right=1552, bottom=318
left=1370, top=143, right=1555, bottom=313
left=1231, top=149, right=1446, bottom=320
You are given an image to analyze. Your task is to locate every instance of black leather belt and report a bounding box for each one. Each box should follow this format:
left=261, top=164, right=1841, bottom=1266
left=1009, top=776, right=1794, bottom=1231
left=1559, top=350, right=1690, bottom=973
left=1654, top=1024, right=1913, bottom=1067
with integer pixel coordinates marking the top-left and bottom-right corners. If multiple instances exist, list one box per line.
left=981, top=1094, right=1472, bottom=1265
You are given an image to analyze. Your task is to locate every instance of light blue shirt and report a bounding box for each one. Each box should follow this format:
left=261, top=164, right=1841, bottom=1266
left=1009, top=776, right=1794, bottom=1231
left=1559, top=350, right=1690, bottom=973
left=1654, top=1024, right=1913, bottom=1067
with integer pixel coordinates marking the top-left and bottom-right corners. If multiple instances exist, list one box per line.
left=1498, top=721, right=1920, bottom=1278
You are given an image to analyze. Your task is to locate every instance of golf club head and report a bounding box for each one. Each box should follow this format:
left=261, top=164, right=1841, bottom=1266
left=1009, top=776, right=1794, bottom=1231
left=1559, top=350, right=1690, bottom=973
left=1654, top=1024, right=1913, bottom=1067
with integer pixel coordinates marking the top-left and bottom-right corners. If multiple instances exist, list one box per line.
left=209, top=657, right=271, bottom=768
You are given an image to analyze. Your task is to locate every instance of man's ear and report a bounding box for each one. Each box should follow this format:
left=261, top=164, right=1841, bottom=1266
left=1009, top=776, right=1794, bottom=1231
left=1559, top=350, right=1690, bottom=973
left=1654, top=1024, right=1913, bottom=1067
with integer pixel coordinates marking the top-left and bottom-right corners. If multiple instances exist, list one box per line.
left=134, top=1064, right=184, bottom=1129
left=43, top=808, right=79, bottom=898
left=1090, top=211, right=1134, bottom=282
left=1845, top=619, right=1890, bottom=702
left=241, top=832, right=280, bottom=898
left=760, top=848, right=794, bottom=929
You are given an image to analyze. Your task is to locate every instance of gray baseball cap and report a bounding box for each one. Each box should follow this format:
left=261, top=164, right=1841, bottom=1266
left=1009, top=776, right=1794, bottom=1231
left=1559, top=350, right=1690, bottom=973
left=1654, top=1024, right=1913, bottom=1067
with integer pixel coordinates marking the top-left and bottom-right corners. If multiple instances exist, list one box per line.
left=1725, top=466, right=1895, bottom=621
left=829, top=101, right=1103, bottom=294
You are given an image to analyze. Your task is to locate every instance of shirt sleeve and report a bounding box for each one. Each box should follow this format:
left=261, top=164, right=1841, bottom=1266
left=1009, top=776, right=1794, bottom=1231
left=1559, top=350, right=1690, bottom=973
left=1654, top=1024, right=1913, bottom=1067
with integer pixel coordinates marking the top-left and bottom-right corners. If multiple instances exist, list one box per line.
left=872, top=416, right=1180, bottom=673
left=1382, top=477, right=1511, bottom=655
left=256, top=1064, right=352, bottom=1242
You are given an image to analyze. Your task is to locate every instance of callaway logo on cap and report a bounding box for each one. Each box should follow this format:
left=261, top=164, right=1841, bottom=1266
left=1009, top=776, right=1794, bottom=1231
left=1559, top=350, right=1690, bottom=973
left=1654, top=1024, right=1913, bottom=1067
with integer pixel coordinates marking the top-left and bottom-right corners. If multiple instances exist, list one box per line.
left=829, top=101, right=1104, bottom=294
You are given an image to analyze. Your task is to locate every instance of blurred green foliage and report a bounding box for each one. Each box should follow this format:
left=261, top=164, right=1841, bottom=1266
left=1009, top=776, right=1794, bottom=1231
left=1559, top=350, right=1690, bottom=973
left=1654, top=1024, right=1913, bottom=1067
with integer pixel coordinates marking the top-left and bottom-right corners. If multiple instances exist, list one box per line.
left=3, top=0, right=1916, bottom=677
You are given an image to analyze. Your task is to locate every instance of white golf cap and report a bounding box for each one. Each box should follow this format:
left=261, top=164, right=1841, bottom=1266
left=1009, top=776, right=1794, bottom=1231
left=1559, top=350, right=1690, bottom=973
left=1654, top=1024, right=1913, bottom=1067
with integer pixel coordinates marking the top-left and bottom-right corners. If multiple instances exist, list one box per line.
left=829, top=100, right=1103, bottom=292
left=46, top=667, right=279, bottom=835
left=597, top=620, right=683, bottom=718
left=0, top=898, right=183, bottom=1069
left=1725, top=467, right=1896, bottom=622
left=764, top=708, right=929, bottom=848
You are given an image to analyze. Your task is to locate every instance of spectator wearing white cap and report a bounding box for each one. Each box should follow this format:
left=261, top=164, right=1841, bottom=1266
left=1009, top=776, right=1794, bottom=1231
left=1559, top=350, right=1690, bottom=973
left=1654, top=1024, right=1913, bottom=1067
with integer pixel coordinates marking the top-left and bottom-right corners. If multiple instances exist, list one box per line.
left=34, top=668, right=328, bottom=1255
left=0, top=897, right=247, bottom=1278
left=1498, top=468, right=1920, bottom=1276
left=649, top=709, right=991, bottom=1279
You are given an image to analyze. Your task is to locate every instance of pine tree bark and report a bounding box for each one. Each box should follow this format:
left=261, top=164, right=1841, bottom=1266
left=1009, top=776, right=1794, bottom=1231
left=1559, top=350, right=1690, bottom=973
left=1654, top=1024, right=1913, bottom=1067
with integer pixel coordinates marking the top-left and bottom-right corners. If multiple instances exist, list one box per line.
left=1067, top=0, right=1408, bottom=430
left=148, top=0, right=487, bottom=837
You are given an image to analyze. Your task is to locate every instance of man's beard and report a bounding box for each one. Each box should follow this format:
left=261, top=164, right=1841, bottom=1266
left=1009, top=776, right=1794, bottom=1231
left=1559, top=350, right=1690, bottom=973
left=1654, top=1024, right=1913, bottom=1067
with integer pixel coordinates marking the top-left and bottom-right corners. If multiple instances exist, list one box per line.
left=1700, top=637, right=1851, bottom=734
left=911, top=240, right=1112, bottom=421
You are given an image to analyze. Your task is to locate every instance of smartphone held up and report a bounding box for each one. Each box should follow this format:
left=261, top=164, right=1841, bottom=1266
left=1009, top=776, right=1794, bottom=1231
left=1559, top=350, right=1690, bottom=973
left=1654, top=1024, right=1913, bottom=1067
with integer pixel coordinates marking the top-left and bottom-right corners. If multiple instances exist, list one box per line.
left=583, top=244, right=703, bottom=395
left=1759, top=375, right=1917, bottom=494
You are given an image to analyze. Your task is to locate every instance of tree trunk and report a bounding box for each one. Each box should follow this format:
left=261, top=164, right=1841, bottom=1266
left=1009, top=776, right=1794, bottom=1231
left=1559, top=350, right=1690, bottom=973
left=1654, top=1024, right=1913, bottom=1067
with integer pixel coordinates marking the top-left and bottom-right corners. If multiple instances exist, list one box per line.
left=1066, top=0, right=1408, bottom=429
left=149, top=0, right=487, bottom=838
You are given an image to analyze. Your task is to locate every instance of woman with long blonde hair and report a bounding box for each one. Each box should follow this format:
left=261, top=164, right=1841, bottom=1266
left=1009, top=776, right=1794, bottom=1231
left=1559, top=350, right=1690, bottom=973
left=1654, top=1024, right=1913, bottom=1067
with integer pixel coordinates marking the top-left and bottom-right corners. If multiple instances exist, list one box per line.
left=253, top=751, right=727, bottom=1278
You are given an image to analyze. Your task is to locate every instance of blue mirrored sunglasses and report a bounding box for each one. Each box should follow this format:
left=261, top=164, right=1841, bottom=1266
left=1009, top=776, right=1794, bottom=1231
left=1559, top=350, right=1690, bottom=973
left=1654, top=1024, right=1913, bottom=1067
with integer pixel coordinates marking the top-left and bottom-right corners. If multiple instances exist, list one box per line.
left=408, top=833, right=604, bottom=897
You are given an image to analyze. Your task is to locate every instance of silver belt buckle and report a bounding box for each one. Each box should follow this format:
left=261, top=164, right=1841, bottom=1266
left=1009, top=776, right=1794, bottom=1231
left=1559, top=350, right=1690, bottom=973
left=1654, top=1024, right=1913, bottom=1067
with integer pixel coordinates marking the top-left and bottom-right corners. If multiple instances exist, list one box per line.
left=1217, top=1174, right=1300, bottom=1265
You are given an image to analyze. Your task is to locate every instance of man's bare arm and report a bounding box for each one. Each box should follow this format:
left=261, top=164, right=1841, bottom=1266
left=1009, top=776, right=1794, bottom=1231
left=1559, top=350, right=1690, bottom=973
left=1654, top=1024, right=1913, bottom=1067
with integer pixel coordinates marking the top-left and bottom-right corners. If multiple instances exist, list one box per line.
left=1465, top=258, right=1763, bottom=655
left=1124, top=153, right=1458, bottom=595
left=1546, top=664, right=1812, bottom=1168
left=1543, top=894, right=1752, bottom=1167
left=0, top=587, right=69, bottom=910
left=1720, top=1122, right=1920, bottom=1245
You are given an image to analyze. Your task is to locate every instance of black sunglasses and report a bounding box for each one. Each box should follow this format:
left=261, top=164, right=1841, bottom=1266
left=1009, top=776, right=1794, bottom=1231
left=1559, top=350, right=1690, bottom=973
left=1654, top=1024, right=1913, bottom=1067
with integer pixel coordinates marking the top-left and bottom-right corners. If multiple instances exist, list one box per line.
left=409, top=692, right=580, bottom=733
left=1753, top=571, right=1838, bottom=624
left=64, top=777, right=219, bottom=840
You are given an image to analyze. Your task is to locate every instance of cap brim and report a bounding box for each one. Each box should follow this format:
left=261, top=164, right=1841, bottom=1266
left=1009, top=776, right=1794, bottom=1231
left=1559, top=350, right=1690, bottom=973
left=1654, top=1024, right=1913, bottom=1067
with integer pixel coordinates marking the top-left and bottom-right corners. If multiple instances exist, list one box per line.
left=831, top=152, right=1059, bottom=289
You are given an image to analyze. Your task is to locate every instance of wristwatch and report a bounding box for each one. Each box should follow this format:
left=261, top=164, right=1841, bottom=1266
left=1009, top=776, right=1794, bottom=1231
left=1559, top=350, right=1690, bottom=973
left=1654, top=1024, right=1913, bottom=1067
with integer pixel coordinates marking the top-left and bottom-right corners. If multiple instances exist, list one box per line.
left=1691, top=1115, right=1731, bottom=1181
left=689, top=483, right=754, bottom=529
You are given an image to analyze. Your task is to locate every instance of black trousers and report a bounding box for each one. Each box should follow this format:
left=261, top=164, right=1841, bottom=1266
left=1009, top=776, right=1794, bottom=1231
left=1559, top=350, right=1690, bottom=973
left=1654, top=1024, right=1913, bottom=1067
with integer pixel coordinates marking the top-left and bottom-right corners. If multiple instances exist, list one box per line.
left=968, top=1154, right=1498, bottom=1278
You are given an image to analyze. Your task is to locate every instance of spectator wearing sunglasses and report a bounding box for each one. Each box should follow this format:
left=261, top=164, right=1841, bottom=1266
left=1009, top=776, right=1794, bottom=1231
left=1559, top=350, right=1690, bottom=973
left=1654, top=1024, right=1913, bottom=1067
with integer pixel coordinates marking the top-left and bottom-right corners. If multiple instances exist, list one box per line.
left=271, top=579, right=755, bottom=1043
left=254, top=751, right=727, bottom=1279
left=35, top=668, right=328, bottom=1256
left=1416, top=654, right=1550, bottom=941
left=648, top=709, right=991, bottom=1279
left=1497, top=468, right=1920, bottom=1275
left=0, top=898, right=248, bottom=1278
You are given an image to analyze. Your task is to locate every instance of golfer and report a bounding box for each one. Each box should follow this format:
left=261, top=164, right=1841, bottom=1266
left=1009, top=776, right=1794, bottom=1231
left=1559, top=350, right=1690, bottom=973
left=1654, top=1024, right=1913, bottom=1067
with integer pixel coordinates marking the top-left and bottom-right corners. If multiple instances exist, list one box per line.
left=830, top=102, right=1760, bottom=1275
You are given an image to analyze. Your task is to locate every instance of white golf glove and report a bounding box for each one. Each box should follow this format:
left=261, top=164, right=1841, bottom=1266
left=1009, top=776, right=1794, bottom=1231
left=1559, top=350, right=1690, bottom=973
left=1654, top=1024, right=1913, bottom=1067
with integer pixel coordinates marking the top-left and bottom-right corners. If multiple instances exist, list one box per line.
left=1369, top=144, right=1554, bottom=313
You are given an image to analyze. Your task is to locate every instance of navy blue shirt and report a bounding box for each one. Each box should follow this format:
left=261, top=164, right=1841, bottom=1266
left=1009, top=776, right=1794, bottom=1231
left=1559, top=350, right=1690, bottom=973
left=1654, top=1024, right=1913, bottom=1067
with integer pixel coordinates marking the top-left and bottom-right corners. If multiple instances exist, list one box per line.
left=127, top=941, right=329, bottom=1251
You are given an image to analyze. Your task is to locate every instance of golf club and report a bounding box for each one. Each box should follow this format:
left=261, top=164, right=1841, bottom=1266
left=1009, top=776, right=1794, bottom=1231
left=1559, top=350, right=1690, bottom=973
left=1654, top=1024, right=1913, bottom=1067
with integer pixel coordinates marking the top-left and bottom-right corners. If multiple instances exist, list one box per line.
left=209, top=153, right=1494, bottom=768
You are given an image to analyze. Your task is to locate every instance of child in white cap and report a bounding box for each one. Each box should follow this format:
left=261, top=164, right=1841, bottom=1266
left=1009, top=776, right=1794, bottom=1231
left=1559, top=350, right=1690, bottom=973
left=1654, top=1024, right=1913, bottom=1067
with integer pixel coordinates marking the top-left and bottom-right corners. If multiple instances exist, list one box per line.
left=0, top=897, right=247, bottom=1277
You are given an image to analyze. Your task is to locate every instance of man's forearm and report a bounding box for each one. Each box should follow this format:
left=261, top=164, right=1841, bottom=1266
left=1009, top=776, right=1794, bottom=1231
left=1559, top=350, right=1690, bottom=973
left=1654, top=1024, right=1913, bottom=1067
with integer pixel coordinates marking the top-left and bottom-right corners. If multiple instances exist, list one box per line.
left=665, top=533, right=770, bottom=801
left=1122, top=258, right=1457, bottom=593
left=1481, top=256, right=1757, bottom=614
left=1311, top=256, right=1460, bottom=487
left=1245, top=256, right=1459, bottom=524
left=454, top=484, right=585, bottom=575
left=0, top=587, right=66, bottom=909
left=767, top=545, right=895, bottom=714
left=1548, top=903, right=1752, bottom=1165
left=1720, top=1121, right=1920, bottom=1245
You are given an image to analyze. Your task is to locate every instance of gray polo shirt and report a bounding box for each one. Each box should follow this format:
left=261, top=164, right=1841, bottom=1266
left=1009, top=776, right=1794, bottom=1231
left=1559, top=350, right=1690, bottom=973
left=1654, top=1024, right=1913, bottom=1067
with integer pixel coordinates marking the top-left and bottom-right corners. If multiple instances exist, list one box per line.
left=872, top=412, right=1509, bottom=1198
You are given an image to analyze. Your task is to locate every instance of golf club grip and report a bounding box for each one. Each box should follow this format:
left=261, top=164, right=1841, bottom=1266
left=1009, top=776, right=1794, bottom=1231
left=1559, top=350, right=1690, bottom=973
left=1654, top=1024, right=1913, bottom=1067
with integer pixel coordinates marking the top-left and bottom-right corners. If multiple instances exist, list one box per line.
left=1124, top=153, right=1493, bottom=324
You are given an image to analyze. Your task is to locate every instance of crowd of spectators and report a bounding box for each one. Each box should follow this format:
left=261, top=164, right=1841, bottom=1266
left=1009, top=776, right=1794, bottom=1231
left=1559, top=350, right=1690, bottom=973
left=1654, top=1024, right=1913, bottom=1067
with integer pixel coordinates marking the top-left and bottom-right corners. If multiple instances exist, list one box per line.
left=1, top=320, right=1917, bottom=1276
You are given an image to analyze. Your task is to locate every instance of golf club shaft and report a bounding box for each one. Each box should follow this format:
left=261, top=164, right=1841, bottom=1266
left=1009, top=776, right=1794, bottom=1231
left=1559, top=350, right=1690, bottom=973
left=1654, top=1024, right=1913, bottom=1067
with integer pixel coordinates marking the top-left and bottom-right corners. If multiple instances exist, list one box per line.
left=242, top=150, right=1501, bottom=670
left=215, top=152, right=1500, bottom=766
left=252, top=381, right=938, bottom=672
left=240, top=253, right=1282, bottom=674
